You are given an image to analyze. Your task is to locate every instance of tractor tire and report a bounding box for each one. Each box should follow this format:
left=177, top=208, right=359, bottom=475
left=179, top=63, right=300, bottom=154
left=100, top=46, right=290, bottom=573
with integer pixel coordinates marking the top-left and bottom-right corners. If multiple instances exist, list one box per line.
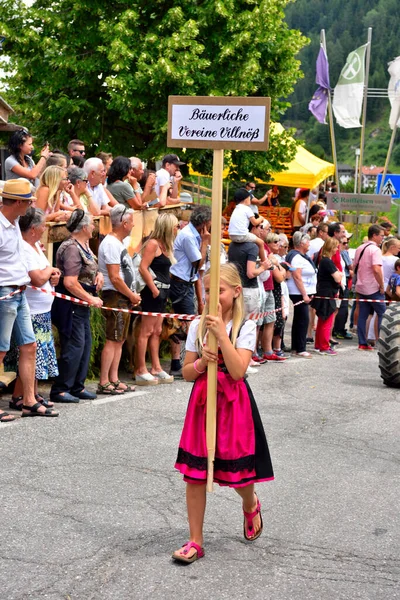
left=377, top=303, right=400, bottom=388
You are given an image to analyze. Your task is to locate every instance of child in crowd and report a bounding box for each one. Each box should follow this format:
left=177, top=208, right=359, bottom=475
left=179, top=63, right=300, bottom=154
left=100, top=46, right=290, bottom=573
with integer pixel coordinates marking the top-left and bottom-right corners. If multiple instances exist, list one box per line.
left=228, top=189, right=267, bottom=261
left=387, top=258, right=400, bottom=300
left=172, top=263, right=274, bottom=564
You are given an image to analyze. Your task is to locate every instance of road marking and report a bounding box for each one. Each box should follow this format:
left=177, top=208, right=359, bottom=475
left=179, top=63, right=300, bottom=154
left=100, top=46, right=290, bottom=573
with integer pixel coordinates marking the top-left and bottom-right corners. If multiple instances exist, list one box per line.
left=91, top=390, right=150, bottom=405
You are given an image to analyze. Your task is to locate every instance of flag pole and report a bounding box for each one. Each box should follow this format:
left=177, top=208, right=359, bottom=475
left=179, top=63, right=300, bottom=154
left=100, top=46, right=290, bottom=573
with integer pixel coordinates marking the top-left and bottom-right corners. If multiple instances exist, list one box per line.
left=379, top=103, right=400, bottom=194
left=321, top=29, right=340, bottom=194
left=358, top=27, right=372, bottom=193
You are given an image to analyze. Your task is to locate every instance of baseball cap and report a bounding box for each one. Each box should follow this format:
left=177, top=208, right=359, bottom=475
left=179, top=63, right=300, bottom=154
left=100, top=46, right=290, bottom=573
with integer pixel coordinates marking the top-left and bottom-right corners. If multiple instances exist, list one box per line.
left=162, top=154, right=185, bottom=167
left=234, top=188, right=251, bottom=204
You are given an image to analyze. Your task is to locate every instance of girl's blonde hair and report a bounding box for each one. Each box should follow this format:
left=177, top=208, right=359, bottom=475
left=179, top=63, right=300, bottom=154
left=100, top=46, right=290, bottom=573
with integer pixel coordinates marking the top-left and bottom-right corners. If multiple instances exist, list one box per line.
left=38, top=165, right=65, bottom=210
left=382, top=237, right=399, bottom=254
left=148, top=212, right=178, bottom=264
left=321, top=236, right=339, bottom=258
left=197, top=263, right=244, bottom=352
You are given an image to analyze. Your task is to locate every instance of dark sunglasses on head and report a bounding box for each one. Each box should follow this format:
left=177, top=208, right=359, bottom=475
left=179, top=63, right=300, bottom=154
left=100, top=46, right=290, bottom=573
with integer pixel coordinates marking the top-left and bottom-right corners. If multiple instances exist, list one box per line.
left=120, top=206, right=128, bottom=222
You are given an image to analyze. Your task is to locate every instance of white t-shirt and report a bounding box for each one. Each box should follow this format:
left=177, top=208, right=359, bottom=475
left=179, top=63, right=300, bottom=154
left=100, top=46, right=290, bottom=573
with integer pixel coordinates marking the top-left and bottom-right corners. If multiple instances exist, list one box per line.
left=382, top=255, right=398, bottom=287
left=23, top=240, right=54, bottom=314
left=307, top=237, right=324, bottom=260
left=87, top=182, right=109, bottom=209
left=286, top=254, right=317, bottom=295
left=228, top=204, right=254, bottom=236
left=98, top=234, right=136, bottom=292
left=155, top=167, right=171, bottom=197
left=186, top=318, right=256, bottom=354
left=0, top=212, right=30, bottom=287
left=293, top=199, right=307, bottom=227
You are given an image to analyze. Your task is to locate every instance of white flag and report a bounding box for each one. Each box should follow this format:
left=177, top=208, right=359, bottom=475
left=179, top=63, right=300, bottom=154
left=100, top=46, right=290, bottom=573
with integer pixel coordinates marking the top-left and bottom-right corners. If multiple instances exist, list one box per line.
left=388, top=56, right=400, bottom=130
left=332, top=44, right=368, bottom=128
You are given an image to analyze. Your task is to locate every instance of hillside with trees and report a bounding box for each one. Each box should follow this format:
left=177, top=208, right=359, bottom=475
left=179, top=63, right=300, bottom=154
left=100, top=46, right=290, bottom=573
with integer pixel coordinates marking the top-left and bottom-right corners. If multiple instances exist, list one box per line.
left=283, top=0, right=400, bottom=170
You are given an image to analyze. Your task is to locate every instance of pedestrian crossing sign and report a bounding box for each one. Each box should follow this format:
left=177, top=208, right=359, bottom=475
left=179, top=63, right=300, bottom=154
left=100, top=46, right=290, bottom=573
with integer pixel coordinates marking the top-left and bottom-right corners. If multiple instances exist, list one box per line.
left=376, top=174, right=400, bottom=198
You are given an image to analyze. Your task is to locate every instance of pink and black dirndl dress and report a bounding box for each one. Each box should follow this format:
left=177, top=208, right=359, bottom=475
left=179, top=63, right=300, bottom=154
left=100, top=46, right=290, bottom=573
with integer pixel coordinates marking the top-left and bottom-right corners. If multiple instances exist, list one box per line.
left=175, top=319, right=274, bottom=488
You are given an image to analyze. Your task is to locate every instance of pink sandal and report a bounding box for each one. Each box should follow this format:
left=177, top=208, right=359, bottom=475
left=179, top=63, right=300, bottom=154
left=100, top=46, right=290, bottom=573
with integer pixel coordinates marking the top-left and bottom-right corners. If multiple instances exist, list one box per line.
left=172, top=541, right=205, bottom=564
left=243, top=494, right=263, bottom=541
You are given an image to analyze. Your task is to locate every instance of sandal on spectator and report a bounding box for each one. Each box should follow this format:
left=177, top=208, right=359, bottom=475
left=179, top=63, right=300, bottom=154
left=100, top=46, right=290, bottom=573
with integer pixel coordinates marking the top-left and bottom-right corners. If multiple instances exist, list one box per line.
left=243, top=493, right=263, bottom=541
left=134, top=373, right=159, bottom=386
left=97, top=382, right=124, bottom=395
left=110, top=380, right=136, bottom=393
left=151, top=370, right=174, bottom=384
left=21, top=403, right=59, bottom=417
left=9, top=396, right=23, bottom=411
left=35, top=393, right=54, bottom=408
left=0, top=411, right=16, bottom=423
left=172, top=541, right=205, bottom=564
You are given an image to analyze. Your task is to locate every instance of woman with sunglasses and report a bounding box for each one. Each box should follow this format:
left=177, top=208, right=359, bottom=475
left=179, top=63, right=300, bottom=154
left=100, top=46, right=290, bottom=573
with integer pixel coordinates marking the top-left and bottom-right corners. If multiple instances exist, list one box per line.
left=5, top=129, right=50, bottom=189
left=35, top=166, right=71, bottom=222
left=68, top=167, right=100, bottom=215
left=7, top=208, right=60, bottom=411
left=50, top=210, right=103, bottom=403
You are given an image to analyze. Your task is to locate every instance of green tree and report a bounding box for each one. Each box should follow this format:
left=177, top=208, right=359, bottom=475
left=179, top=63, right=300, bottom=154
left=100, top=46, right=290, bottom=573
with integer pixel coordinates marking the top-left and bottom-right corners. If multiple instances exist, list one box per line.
left=0, top=0, right=307, bottom=180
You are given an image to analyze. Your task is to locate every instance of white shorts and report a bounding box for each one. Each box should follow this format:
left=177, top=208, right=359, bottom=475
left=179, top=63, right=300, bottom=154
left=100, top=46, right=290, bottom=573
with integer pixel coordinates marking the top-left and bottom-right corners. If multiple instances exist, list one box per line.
left=242, top=287, right=261, bottom=318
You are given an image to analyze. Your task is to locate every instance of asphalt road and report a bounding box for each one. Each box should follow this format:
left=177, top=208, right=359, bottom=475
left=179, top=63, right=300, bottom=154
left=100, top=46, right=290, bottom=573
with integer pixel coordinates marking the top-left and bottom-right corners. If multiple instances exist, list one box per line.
left=0, top=338, right=399, bottom=600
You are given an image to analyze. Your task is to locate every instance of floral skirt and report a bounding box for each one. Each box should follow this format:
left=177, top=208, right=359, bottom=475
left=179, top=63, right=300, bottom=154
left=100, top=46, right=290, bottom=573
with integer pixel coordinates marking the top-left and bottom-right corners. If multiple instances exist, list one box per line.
left=4, top=311, right=59, bottom=380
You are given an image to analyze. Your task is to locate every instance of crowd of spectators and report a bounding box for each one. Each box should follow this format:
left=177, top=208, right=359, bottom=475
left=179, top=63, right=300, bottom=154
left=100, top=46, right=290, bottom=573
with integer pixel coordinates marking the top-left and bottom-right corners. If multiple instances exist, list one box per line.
left=0, top=130, right=399, bottom=422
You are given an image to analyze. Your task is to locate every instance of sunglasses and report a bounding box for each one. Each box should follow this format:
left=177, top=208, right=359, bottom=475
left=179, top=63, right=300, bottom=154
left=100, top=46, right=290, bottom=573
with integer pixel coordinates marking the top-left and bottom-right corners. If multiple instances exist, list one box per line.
left=120, top=206, right=128, bottom=222
left=73, top=149, right=85, bottom=155
left=22, top=199, right=34, bottom=205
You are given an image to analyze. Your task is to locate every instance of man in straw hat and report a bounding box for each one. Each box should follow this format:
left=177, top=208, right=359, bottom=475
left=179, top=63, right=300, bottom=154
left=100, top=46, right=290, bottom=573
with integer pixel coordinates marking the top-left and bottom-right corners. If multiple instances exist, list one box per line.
left=0, top=179, right=59, bottom=419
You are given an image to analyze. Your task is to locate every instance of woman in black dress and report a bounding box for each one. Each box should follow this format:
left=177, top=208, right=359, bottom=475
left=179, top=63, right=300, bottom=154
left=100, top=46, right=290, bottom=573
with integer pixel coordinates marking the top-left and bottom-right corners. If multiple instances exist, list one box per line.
left=135, top=212, right=179, bottom=385
left=311, top=237, right=343, bottom=355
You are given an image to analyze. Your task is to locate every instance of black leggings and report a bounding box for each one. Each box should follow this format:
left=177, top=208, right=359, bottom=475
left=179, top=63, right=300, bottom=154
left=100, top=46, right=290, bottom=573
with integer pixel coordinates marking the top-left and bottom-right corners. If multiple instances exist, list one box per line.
left=289, top=294, right=309, bottom=353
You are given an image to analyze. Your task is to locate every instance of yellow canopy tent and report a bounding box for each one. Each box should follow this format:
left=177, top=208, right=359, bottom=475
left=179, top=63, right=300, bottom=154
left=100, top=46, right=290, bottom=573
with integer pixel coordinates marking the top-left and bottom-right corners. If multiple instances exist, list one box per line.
left=189, top=123, right=335, bottom=189
left=266, top=123, right=335, bottom=189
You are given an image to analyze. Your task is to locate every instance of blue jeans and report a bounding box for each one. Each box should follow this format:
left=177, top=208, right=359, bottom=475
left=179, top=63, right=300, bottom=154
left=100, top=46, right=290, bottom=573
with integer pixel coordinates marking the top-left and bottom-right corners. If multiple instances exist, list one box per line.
left=357, top=291, right=386, bottom=346
left=169, top=279, right=195, bottom=315
left=0, top=287, right=36, bottom=352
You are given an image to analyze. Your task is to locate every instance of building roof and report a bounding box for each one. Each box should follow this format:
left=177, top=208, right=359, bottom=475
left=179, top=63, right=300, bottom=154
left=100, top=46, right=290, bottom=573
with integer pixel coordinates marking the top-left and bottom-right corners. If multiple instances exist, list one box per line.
left=362, top=166, right=385, bottom=176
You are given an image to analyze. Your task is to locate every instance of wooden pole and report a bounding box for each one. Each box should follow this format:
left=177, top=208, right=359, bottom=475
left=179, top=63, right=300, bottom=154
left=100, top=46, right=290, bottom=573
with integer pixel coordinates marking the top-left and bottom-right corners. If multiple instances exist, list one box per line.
left=206, top=148, right=224, bottom=493
left=379, top=103, right=400, bottom=194
left=321, top=29, right=340, bottom=193
left=358, top=28, right=372, bottom=194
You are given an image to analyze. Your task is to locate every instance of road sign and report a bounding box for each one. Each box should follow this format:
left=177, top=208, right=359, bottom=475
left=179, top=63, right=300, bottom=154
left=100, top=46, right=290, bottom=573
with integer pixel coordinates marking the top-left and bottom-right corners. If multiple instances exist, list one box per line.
left=167, top=96, right=270, bottom=151
left=375, top=174, right=400, bottom=199
left=326, top=192, right=392, bottom=212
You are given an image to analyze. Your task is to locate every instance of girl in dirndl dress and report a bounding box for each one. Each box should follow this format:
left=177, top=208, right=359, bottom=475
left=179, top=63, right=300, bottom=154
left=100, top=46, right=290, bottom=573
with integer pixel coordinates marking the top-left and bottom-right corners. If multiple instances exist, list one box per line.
left=172, top=263, right=274, bottom=564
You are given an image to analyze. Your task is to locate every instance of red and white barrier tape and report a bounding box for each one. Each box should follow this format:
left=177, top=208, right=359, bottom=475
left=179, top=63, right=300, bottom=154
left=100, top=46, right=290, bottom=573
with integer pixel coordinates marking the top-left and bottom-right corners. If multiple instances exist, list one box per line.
left=1, top=286, right=398, bottom=323
left=0, top=288, right=23, bottom=301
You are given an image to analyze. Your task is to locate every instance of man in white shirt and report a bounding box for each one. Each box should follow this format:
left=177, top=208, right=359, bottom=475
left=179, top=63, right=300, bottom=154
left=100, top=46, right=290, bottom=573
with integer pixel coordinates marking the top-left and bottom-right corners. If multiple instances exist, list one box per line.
left=155, top=154, right=184, bottom=204
left=0, top=179, right=58, bottom=418
left=84, top=157, right=117, bottom=215
left=307, top=223, right=329, bottom=261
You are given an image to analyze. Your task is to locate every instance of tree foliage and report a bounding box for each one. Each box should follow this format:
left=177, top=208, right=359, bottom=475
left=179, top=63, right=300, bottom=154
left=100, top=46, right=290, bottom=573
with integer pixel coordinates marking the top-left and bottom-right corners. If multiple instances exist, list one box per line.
left=0, top=0, right=306, bottom=179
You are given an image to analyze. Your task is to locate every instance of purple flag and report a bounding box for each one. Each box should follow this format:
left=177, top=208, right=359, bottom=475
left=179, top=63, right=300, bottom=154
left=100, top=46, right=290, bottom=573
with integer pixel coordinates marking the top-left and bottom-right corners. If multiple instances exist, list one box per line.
left=308, top=46, right=330, bottom=124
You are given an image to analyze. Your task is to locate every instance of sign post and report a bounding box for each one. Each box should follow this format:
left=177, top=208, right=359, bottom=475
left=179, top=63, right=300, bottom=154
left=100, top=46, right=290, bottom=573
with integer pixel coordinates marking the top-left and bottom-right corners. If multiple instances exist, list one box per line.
left=168, top=96, right=270, bottom=491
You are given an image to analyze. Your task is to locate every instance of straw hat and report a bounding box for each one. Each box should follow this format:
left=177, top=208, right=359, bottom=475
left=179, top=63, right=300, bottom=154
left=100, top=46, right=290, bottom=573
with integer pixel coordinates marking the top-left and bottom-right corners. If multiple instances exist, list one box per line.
left=0, top=179, right=35, bottom=201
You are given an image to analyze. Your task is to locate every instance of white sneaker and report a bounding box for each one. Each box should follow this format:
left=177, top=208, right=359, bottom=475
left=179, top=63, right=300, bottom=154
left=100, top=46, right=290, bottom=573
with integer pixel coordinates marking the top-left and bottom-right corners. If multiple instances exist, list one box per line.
left=246, top=366, right=259, bottom=375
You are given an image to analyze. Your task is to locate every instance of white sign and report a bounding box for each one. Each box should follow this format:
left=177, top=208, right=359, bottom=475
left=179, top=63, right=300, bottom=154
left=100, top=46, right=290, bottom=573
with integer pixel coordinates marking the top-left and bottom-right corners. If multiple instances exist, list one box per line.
left=167, top=96, right=270, bottom=151
left=327, top=192, right=392, bottom=212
